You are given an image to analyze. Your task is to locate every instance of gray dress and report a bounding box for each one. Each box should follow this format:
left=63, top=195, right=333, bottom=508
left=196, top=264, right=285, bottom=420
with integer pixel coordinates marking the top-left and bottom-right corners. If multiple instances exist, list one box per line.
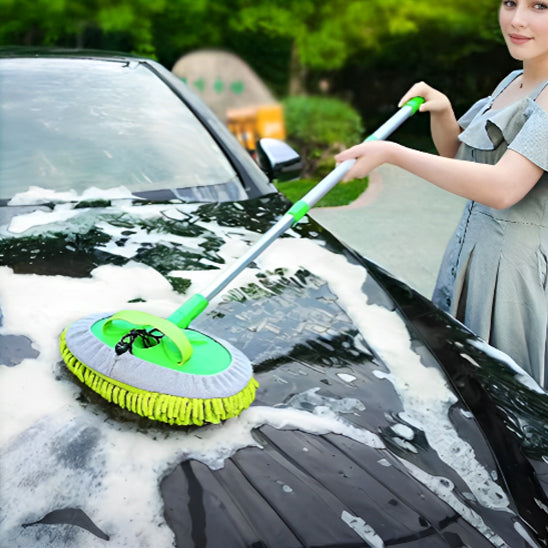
left=432, top=70, right=548, bottom=389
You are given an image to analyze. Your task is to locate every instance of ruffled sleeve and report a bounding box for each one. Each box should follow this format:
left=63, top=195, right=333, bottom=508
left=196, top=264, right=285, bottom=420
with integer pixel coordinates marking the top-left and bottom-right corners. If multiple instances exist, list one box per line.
left=458, top=97, right=491, bottom=130
left=505, top=101, right=548, bottom=171
left=458, top=98, right=548, bottom=171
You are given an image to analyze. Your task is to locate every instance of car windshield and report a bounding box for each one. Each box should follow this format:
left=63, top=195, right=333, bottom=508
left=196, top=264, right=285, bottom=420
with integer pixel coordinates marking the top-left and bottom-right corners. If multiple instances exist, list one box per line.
left=0, top=58, right=241, bottom=202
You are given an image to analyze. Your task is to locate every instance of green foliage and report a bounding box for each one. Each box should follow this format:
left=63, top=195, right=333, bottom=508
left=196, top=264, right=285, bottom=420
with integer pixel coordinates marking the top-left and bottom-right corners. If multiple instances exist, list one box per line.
left=282, top=95, right=363, bottom=177
left=230, top=0, right=503, bottom=92
left=0, top=0, right=505, bottom=67
left=0, top=0, right=166, bottom=55
left=151, top=0, right=229, bottom=67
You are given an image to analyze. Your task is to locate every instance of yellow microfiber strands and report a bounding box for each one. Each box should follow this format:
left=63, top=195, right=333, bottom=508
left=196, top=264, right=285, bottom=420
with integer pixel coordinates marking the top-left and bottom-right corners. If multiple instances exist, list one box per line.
left=61, top=329, right=258, bottom=426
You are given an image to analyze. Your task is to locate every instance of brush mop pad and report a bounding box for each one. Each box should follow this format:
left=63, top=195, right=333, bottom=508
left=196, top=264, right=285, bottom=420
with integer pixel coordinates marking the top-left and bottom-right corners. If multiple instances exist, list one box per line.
left=61, top=312, right=258, bottom=426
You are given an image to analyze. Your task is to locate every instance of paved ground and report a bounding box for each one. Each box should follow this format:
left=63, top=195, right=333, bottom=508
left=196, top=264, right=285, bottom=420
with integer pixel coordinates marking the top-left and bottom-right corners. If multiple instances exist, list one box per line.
left=310, top=164, right=467, bottom=299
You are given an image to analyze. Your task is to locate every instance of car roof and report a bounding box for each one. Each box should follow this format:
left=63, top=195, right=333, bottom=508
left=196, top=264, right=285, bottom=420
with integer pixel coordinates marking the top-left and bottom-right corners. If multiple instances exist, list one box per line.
left=0, top=46, right=140, bottom=61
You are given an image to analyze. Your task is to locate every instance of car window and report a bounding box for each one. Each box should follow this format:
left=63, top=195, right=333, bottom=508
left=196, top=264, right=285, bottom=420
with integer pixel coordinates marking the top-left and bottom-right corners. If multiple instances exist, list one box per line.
left=0, top=58, right=245, bottom=202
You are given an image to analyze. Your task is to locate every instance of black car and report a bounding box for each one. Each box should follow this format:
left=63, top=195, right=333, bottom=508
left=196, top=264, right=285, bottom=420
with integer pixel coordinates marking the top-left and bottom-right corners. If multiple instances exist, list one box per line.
left=1, top=49, right=547, bottom=548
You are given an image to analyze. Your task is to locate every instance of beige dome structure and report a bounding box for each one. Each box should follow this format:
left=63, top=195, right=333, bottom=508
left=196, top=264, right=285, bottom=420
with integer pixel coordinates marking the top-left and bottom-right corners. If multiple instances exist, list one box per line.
left=172, top=50, right=285, bottom=150
left=172, top=49, right=278, bottom=122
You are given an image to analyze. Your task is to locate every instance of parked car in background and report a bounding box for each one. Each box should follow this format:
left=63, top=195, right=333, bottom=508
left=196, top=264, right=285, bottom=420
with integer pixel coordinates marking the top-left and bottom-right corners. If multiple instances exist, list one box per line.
left=1, top=49, right=547, bottom=547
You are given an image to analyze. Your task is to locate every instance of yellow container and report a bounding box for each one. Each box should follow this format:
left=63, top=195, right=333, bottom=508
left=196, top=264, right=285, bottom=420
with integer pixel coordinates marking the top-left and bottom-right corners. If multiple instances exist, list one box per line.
left=256, top=104, right=286, bottom=140
left=226, top=104, right=286, bottom=152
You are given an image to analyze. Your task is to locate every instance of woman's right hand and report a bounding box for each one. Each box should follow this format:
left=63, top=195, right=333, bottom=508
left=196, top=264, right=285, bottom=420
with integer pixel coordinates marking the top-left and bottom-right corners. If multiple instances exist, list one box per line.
left=399, top=82, right=461, bottom=158
left=398, top=82, right=452, bottom=114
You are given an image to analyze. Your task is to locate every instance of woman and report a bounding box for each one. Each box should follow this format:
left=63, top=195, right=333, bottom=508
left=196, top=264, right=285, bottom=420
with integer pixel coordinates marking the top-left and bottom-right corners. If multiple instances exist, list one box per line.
left=335, top=0, right=548, bottom=389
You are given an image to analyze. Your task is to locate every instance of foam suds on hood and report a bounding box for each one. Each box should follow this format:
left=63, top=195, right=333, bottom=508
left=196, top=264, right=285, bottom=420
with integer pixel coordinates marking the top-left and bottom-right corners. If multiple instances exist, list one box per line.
left=0, top=252, right=384, bottom=546
left=0, top=199, right=519, bottom=545
left=8, top=204, right=83, bottom=234
left=8, top=185, right=136, bottom=206
left=254, top=239, right=510, bottom=514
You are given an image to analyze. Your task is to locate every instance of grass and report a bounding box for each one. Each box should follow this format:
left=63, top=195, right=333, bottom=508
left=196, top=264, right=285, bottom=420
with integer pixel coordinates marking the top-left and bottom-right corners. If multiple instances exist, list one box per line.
left=274, top=176, right=368, bottom=208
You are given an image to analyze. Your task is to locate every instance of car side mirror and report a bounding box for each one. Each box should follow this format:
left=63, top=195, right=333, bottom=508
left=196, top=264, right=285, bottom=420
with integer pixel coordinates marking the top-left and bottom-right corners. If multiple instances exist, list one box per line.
left=256, top=138, right=302, bottom=182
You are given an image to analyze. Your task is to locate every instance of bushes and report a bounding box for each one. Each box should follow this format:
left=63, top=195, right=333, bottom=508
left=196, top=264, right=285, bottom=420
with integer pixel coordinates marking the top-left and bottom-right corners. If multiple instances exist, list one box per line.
left=282, top=95, right=364, bottom=178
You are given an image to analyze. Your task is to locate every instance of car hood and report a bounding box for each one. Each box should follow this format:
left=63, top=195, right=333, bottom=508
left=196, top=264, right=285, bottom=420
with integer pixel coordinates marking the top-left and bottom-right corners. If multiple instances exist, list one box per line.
left=1, top=189, right=547, bottom=547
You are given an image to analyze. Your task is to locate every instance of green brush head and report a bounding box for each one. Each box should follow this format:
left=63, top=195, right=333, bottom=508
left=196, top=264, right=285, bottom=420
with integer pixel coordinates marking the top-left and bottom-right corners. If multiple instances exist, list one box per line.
left=91, top=310, right=233, bottom=374
left=60, top=311, right=258, bottom=427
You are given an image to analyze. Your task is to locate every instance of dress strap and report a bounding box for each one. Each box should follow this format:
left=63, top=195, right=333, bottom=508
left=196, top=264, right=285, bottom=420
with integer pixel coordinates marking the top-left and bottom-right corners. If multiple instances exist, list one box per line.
left=491, top=70, right=523, bottom=99
left=530, top=78, right=548, bottom=100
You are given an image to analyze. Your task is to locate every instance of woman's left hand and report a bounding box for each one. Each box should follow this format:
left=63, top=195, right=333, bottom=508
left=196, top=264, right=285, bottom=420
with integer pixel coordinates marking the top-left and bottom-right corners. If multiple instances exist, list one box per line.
left=334, top=140, right=395, bottom=181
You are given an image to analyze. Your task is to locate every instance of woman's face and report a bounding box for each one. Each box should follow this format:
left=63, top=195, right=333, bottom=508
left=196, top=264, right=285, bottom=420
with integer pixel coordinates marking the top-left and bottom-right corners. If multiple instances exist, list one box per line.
left=499, top=1, right=548, bottom=64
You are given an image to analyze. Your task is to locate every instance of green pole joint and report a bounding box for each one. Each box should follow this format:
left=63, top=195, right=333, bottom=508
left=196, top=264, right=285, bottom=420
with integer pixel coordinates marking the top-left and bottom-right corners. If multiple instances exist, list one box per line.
left=168, top=294, right=209, bottom=328
left=404, top=96, right=425, bottom=115
left=288, top=200, right=310, bottom=224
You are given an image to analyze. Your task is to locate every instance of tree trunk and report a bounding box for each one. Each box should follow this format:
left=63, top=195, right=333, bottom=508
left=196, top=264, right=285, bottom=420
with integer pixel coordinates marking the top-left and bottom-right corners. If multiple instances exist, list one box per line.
left=289, top=41, right=307, bottom=95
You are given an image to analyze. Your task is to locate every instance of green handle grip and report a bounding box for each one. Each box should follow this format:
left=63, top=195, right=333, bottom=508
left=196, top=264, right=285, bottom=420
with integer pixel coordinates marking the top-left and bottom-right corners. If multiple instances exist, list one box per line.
left=404, top=96, right=425, bottom=115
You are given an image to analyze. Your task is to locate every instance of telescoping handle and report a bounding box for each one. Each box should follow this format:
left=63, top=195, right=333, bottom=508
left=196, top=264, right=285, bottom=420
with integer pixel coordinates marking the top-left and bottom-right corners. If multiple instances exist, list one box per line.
left=169, top=97, right=424, bottom=328
left=284, top=96, right=424, bottom=218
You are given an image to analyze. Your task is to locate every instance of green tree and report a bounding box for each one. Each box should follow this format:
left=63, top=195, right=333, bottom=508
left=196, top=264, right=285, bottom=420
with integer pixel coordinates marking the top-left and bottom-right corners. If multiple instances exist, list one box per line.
left=230, top=0, right=502, bottom=95
left=0, top=0, right=166, bottom=55
left=151, top=0, right=233, bottom=67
